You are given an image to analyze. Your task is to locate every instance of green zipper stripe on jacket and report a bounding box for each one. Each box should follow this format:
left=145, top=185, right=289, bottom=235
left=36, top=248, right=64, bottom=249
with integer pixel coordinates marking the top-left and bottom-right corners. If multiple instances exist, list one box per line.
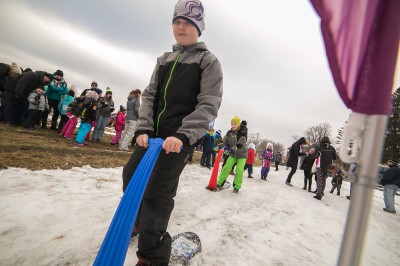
left=156, top=53, right=182, bottom=135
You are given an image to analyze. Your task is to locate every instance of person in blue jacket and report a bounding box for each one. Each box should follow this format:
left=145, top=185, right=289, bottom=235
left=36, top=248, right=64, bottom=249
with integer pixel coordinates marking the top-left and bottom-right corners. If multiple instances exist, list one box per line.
left=43, top=69, right=68, bottom=129
left=57, top=90, right=75, bottom=132
left=200, top=128, right=215, bottom=169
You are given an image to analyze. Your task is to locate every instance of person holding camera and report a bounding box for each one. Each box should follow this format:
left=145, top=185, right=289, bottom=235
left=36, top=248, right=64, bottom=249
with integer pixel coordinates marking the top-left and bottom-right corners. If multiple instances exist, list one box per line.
left=92, top=87, right=115, bottom=142
left=23, top=86, right=48, bottom=130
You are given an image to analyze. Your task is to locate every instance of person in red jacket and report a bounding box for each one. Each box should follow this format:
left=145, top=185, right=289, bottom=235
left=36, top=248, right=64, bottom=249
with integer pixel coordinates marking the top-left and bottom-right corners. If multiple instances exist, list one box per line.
left=244, top=143, right=256, bottom=178
left=111, top=105, right=126, bottom=145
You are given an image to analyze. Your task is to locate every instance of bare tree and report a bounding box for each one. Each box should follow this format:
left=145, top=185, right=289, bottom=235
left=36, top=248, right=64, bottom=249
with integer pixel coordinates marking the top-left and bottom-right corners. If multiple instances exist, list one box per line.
left=303, top=122, right=332, bottom=146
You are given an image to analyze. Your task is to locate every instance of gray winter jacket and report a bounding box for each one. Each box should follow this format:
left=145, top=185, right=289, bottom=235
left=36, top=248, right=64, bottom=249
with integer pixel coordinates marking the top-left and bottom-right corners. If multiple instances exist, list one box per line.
left=126, top=95, right=140, bottom=121
left=28, top=91, right=48, bottom=111
left=136, top=42, right=223, bottom=146
left=223, top=130, right=248, bottom=159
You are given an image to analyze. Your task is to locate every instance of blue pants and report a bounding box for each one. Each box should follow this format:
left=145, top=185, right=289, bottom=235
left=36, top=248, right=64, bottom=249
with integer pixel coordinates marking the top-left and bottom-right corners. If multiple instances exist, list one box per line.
left=383, top=184, right=398, bottom=212
left=261, top=167, right=270, bottom=178
left=75, top=122, right=91, bottom=144
left=92, top=115, right=109, bottom=141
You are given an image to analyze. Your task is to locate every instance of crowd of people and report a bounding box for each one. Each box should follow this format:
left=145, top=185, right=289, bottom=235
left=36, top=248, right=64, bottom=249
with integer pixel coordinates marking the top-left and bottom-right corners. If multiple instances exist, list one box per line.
left=0, top=62, right=143, bottom=151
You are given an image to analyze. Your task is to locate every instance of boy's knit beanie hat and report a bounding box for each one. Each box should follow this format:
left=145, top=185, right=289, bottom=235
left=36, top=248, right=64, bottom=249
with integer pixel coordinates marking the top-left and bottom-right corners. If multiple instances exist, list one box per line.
left=388, top=159, right=398, bottom=165
left=231, top=116, right=241, bottom=125
left=216, top=130, right=221, bottom=135
left=173, top=0, right=205, bottom=36
left=105, top=87, right=112, bottom=94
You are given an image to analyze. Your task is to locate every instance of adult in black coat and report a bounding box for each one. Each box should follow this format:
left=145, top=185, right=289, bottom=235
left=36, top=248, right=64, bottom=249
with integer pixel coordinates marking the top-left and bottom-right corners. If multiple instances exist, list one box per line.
left=380, top=160, right=400, bottom=213
left=3, top=70, right=52, bottom=126
left=0, top=63, right=22, bottom=121
left=285, top=137, right=307, bottom=186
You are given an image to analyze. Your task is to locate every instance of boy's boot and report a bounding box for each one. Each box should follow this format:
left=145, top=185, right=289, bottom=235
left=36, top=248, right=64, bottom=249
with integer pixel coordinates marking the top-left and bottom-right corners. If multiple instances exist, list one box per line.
left=308, top=187, right=312, bottom=192
left=337, top=189, right=340, bottom=196
left=329, top=189, right=334, bottom=193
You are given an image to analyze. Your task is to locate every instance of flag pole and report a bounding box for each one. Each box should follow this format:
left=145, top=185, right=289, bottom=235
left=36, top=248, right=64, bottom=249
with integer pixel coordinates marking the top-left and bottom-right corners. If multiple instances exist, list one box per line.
left=337, top=114, right=388, bottom=266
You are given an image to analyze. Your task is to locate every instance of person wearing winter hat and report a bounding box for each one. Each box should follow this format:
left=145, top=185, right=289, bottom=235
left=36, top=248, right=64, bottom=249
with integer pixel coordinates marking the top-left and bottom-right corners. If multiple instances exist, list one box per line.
left=92, top=87, right=115, bottom=142
left=380, top=159, right=400, bottom=214
left=110, top=105, right=126, bottom=145
left=244, top=143, right=256, bottom=178
left=261, top=143, right=274, bottom=180
left=216, top=116, right=247, bottom=192
left=285, top=137, right=308, bottom=187
left=173, top=0, right=205, bottom=37
left=57, top=90, right=75, bottom=132
left=75, top=91, right=98, bottom=147
left=45, top=69, right=68, bottom=130
left=122, top=0, right=223, bottom=264
left=313, top=136, right=337, bottom=200
left=80, top=81, right=98, bottom=96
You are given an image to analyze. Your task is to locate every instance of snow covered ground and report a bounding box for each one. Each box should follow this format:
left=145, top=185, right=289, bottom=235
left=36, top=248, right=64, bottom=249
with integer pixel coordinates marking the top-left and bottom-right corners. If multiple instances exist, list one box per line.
left=0, top=164, right=399, bottom=266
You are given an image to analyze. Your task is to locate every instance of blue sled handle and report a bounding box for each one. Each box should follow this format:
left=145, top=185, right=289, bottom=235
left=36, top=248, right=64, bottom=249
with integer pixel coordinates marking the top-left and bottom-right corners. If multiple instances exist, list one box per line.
left=93, top=138, right=164, bottom=266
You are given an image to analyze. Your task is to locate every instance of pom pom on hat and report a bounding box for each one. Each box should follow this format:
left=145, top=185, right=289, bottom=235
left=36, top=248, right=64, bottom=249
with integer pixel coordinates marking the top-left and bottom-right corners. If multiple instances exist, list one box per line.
left=86, top=91, right=99, bottom=101
left=8, top=62, right=22, bottom=77
left=173, top=0, right=205, bottom=36
left=231, top=116, right=241, bottom=125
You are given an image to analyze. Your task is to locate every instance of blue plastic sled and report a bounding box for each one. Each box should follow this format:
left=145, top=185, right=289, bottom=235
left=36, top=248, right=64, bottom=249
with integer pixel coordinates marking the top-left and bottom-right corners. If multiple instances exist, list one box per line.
left=93, top=138, right=164, bottom=266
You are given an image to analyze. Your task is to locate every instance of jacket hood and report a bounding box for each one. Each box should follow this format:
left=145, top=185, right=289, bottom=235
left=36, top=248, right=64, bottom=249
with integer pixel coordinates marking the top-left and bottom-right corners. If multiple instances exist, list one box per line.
left=173, top=42, right=208, bottom=53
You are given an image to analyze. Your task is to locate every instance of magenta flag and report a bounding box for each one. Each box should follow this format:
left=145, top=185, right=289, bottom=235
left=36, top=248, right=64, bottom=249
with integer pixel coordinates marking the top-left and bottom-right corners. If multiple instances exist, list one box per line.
left=311, top=0, right=400, bottom=115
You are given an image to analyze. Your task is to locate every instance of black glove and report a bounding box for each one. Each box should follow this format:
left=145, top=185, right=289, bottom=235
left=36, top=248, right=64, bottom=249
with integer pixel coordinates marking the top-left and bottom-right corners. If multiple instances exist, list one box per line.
left=110, top=107, right=115, bottom=112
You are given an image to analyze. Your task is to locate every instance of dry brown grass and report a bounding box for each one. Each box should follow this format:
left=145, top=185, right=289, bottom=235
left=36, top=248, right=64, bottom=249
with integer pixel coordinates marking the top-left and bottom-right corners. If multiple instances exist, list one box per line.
left=0, top=123, right=135, bottom=170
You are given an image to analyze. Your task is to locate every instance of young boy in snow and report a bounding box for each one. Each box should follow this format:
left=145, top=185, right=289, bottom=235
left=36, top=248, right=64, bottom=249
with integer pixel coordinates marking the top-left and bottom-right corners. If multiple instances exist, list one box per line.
left=61, top=95, right=85, bottom=139
left=121, top=1, right=223, bottom=264
left=74, top=91, right=98, bottom=147
left=261, top=143, right=274, bottom=180
left=244, top=143, right=255, bottom=178
left=330, top=169, right=344, bottom=195
left=216, top=116, right=247, bottom=192
left=23, top=86, right=49, bottom=130
left=200, top=128, right=214, bottom=169
left=111, top=105, right=126, bottom=145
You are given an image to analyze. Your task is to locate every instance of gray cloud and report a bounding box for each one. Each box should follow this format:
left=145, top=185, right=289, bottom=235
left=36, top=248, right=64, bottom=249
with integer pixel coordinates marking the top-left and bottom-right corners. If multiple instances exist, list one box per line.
left=2, top=0, right=396, bottom=147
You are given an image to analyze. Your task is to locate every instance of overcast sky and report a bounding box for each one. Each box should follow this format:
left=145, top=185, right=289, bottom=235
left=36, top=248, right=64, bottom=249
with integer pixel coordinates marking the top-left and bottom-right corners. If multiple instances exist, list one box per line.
left=1, top=0, right=399, bottom=148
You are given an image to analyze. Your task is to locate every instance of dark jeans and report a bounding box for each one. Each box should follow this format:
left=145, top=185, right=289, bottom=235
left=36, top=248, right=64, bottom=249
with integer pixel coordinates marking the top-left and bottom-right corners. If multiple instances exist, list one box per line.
left=303, top=170, right=313, bottom=189
left=122, top=145, right=194, bottom=265
left=275, top=161, right=279, bottom=170
left=244, top=164, right=253, bottom=175
left=48, top=99, right=60, bottom=129
left=286, top=165, right=298, bottom=183
left=24, top=109, right=42, bottom=129
left=200, top=149, right=212, bottom=167
left=58, top=114, right=69, bottom=132
left=4, top=92, right=24, bottom=125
